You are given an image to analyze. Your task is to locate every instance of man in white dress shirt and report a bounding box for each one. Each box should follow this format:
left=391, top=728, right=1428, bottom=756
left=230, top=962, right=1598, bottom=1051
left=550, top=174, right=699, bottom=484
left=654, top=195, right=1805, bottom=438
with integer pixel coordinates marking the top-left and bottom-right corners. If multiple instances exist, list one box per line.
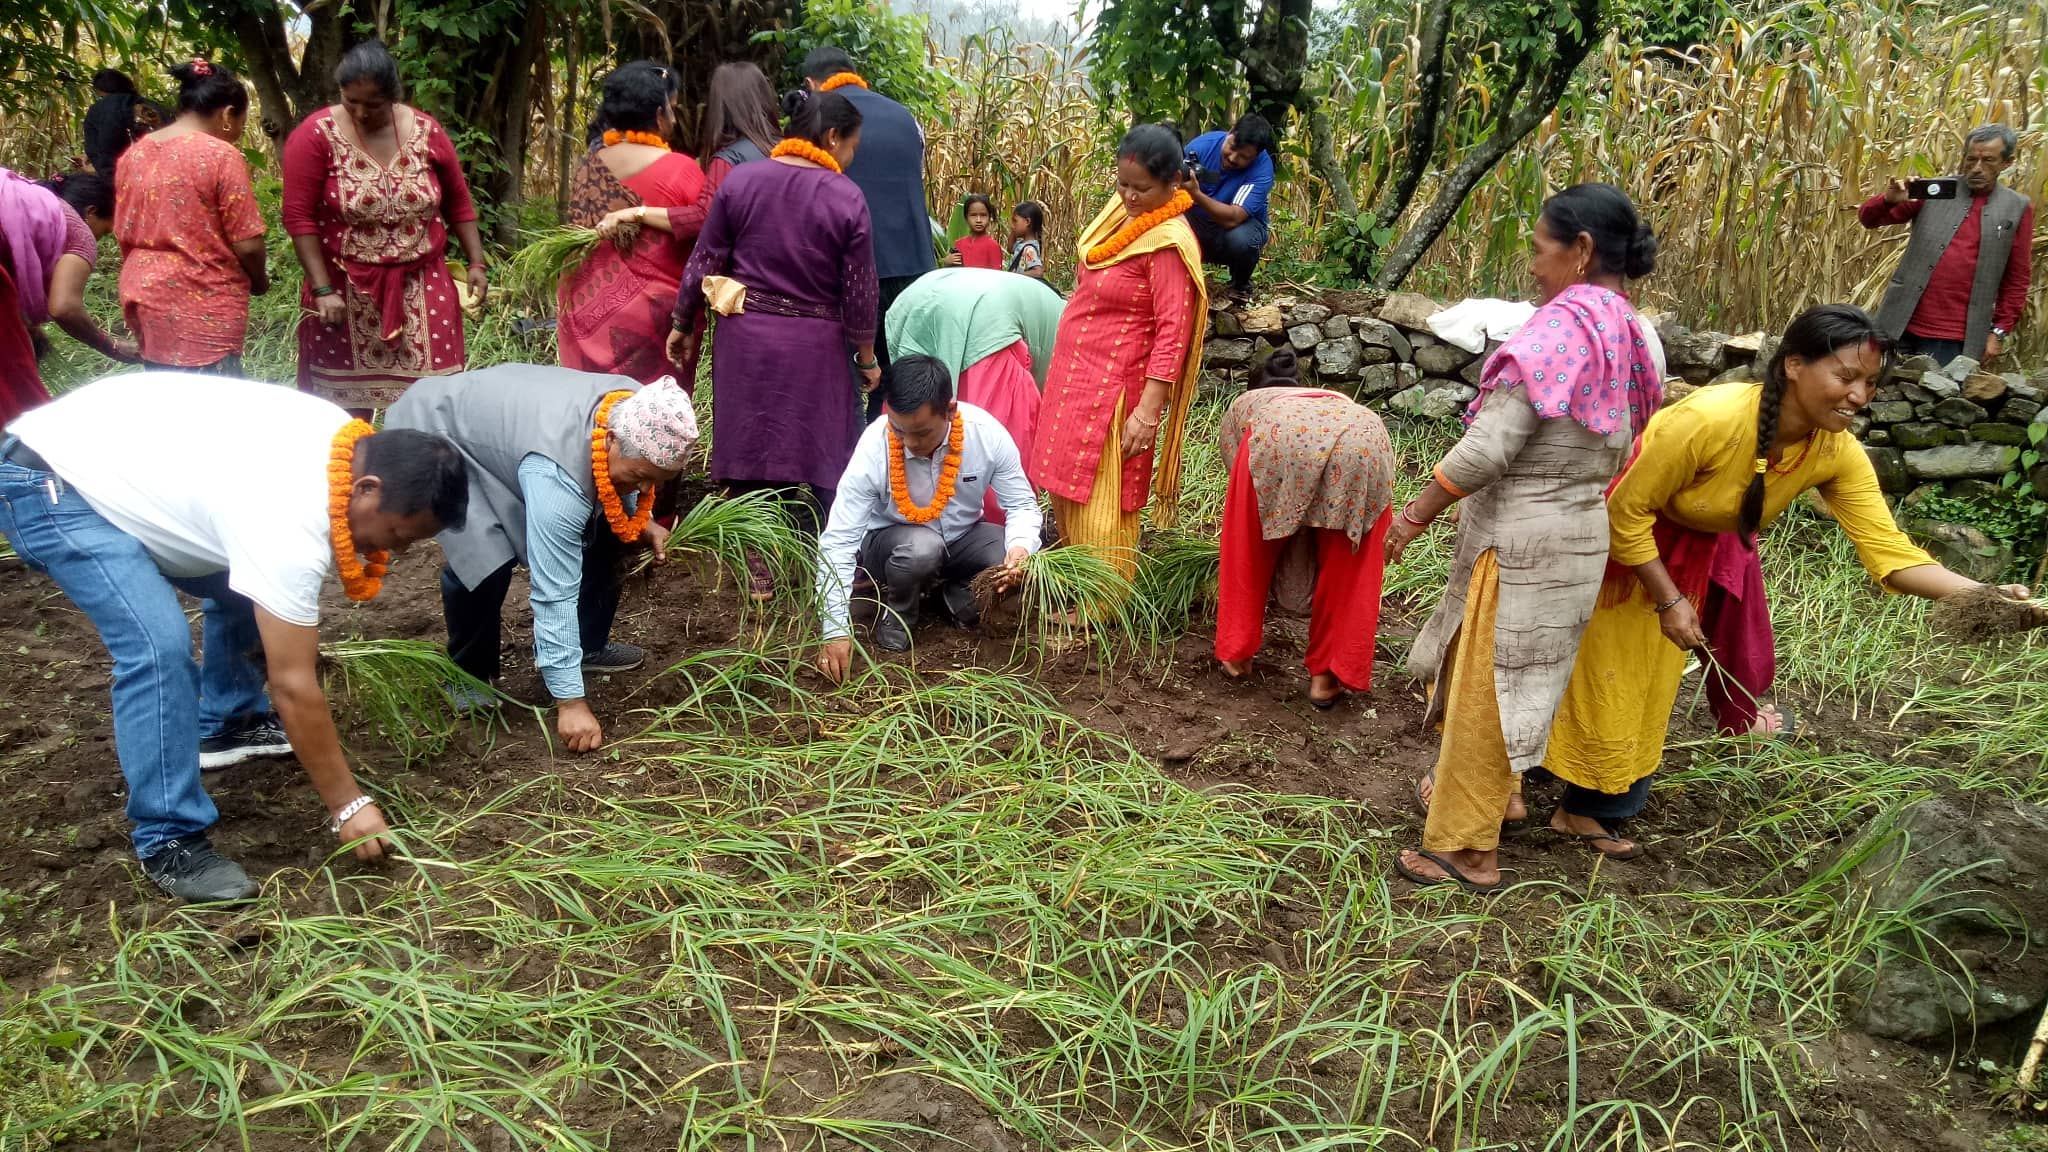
left=815, top=355, right=1041, bottom=681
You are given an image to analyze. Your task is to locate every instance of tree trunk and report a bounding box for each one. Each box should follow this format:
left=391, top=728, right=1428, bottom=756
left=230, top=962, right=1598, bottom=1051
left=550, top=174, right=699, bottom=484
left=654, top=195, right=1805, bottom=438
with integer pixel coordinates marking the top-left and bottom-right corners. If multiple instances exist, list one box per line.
left=557, top=20, right=581, bottom=217
left=1243, top=0, right=1312, bottom=131
left=1375, top=0, right=1601, bottom=288
left=229, top=0, right=352, bottom=149
left=488, top=0, right=551, bottom=246
left=1370, top=0, right=1453, bottom=232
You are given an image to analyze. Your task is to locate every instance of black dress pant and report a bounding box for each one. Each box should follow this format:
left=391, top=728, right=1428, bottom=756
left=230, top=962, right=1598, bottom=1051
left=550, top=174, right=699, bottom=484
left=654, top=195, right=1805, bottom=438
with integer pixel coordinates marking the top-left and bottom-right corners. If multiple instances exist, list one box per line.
left=440, top=524, right=624, bottom=685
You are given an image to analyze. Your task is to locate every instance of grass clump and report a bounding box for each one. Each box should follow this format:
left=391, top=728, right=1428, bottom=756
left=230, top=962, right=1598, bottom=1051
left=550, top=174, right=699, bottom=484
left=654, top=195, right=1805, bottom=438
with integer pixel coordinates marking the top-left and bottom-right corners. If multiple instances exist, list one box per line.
left=320, top=637, right=527, bottom=764
left=500, top=225, right=600, bottom=311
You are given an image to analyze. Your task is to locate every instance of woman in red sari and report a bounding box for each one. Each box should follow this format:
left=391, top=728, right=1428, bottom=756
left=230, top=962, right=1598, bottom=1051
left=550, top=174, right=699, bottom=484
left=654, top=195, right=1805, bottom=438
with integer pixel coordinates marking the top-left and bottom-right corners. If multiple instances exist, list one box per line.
left=1032, top=124, right=1207, bottom=577
left=558, top=61, right=703, bottom=384
left=282, top=40, right=488, bottom=415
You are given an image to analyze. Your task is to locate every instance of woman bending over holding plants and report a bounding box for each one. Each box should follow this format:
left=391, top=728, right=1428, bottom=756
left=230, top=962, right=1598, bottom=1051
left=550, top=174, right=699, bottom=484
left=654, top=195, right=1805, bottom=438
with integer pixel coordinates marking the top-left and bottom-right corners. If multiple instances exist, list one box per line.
left=1542, top=303, right=2037, bottom=862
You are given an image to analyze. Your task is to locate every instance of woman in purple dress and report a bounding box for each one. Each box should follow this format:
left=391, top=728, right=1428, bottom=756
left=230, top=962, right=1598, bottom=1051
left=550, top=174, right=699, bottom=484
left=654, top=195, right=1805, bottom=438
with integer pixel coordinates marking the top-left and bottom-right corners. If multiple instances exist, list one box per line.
left=670, top=88, right=878, bottom=596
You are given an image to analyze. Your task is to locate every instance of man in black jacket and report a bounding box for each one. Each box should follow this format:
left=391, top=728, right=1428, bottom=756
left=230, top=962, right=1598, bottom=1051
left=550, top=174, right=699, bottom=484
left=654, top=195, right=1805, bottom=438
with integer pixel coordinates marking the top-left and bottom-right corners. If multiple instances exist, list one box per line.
left=802, top=46, right=937, bottom=418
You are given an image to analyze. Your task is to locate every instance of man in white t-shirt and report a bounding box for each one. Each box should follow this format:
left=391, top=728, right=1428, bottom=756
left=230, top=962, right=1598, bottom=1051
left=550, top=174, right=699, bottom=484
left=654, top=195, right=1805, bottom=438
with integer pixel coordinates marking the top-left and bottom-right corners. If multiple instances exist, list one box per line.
left=814, top=354, right=1041, bottom=682
left=0, top=374, right=467, bottom=903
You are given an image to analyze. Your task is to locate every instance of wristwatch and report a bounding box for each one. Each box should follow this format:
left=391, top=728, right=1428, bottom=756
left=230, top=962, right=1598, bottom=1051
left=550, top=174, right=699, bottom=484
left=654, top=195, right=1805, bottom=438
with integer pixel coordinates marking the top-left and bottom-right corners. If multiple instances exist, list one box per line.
left=1991, top=326, right=2009, bottom=339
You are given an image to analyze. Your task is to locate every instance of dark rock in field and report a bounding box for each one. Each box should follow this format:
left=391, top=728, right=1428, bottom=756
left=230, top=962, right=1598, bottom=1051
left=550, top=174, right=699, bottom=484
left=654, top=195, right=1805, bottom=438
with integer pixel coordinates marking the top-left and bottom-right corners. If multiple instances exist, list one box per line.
left=1850, top=415, right=1872, bottom=437
left=1288, top=323, right=1322, bottom=352
left=1866, top=446, right=1909, bottom=491
left=1890, top=422, right=1951, bottom=451
left=1867, top=429, right=1892, bottom=447
left=1902, top=518, right=2014, bottom=583
left=1417, top=384, right=1477, bottom=420
left=1899, top=378, right=1940, bottom=405
left=1895, top=353, right=1942, bottom=377
left=2010, top=373, right=2045, bottom=403
left=1377, top=291, right=1444, bottom=332
left=1962, top=372, right=2009, bottom=404
left=1707, top=363, right=1761, bottom=388
left=1931, top=398, right=1989, bottom=427
left=1388, top=384, right=1428, bottom=415
left=1969, top=421, right=2030, bottom=447
left=1315, top=336, right=1363, bottom=379
left=1358, top=344, right=1395, bottom=367
left=1867, top=401, right=1916, bottom=425
left=1358, top=361, right=1422, bottom=400
left=1353, top=317, right=1412, bottom=360
left=1284, top=302, right=1332, bottom=327
left=1414, top=342, right=1476, bottom=376
left=1663, top=328, right=1730, bottom=380
left=1905, top=442, right=2015, bottom=480
left=1321, top=316, right=1352, bottom=340
left=2001, top=397, right=2042, bottom=425
left=1919, top=371, right=1963, bottom=400
left=1846, top=796, right=2048, bottom=1044
left=1206, top=338, right=1256, bottom=367
left=1208, top=309, right=1244, bottom=338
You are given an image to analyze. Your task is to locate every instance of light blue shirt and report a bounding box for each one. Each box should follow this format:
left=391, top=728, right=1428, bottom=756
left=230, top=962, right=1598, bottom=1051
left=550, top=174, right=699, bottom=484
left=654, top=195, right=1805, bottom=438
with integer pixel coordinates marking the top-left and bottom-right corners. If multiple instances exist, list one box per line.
left=815, top=403, right=1042, bottom=639
left=516, top=453, right=616, bottom=702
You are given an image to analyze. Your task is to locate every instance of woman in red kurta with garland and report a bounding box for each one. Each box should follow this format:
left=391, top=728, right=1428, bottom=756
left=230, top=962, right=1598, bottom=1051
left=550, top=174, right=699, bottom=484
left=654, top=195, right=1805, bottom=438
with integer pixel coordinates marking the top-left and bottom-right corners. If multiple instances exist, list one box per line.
left=558, top=61, right=704, bottom=385
left=282, top=40, right=488, bottom=415
left=1032, top=125, right=1208, bottom=577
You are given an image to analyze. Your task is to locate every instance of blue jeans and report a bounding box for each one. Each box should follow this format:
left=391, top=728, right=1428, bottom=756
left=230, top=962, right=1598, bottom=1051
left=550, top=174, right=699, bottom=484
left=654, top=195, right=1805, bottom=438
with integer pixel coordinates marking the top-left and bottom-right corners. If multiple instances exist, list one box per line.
left=0, top=458, right=270, bottom=859
left=1899, top=333, right=1966, bottom=367
left=1189, top=213, right=1270, bottom=290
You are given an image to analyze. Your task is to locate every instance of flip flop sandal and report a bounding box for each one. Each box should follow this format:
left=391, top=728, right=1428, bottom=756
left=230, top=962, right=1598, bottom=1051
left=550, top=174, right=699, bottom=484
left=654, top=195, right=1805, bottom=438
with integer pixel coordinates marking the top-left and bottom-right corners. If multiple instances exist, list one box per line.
left=1413, top=768, right=1529, bottom=832
left=1551, top=820, right=1645, bottom=861
left=1394, top=849, right=1503, bottom=895
left=1309, top=690, right=1346, bottom=711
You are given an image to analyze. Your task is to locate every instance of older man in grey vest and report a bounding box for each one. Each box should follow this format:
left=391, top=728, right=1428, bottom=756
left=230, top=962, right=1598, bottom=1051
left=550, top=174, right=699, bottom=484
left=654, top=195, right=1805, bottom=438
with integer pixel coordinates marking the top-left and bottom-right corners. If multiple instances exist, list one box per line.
left=1862, top=124, right=2034, bottom=367
left=386, top=366, right=698, bottom=752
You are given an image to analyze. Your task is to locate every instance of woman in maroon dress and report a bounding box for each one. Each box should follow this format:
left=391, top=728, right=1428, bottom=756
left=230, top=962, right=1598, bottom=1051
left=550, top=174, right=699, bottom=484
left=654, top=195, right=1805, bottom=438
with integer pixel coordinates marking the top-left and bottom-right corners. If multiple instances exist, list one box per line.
left=282, top=40, right=488, bottom=415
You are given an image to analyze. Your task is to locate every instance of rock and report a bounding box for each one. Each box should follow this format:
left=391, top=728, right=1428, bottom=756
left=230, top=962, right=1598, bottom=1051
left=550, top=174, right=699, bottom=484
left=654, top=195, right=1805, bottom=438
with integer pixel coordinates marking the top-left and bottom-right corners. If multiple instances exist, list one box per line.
left=2003, top=397, right=2043, bottom=425
left=1903, top=518, right=2015, bottom=582
left=2011, top=372, right=2045, bottom=403
left=1358, top=344, right=1394, bottom=367
left=1895, top=353, right=1942, bottom=376
left=1287, top=324, right=1321, bottom=352
left=1918, top=371, right=1962, bottom=399
left=1890, top=422, right=1951, bottom=451
left=1417, top=384, right=1478, bottom=420
left=1198, top=369, right=1233, bottom=395
left=1931, top=397, right=1989, bottom=427
left=1321, top=316, right=1352, bottom=340
left=1314, top=335, right=1362, bottom=380
left=1915, top=403, right=1938, bottom=420
left=1662, top=328, right=1730, bottom=381
left=1461, top=358, right=1486, bottom=386
left=1867, top=429, right=1891, bottom=447
left=1377, top=291, right=1444, bottom=332
left=1898, top=378, right=1939, bottom=405
left=1866, top=401, right=1916, bottom=425
left=1940, top=355, right=1980, bottom=383
left=1961, top=372, right=2009, bottom=404
left=1414, top=342, right=1476, bottom=376
left=1408, top=331, right=1439, bottom=349
left=1358, top=361, right=1421, bottom=399
left=1904, top=442, right=2013, bottom=480
left=1707, top=363, right=1761, bottom=388
left=1722, top=331, right=1769, bottom=363
left=1844, top=796, right=2048, bottom=1044
left=1873, top=384, right=1905, bottom=403
left=1239, top=304, right=1285, bottom=336
left=2034, top=460, right=2048, bottom=500
left=1970, top=421, right=2030, bottom=446
left=1283, top=302, right=1332, bottom=327
left=1388, top=384, right=1428, bottom=415
left=1353, top=318, right=1412, bottom=360
left=1208, top=309, right=1244, bottom=338
left=1205, top=338, right=1255, bottom=367
left=1850, top=415, right=1870, bottom=437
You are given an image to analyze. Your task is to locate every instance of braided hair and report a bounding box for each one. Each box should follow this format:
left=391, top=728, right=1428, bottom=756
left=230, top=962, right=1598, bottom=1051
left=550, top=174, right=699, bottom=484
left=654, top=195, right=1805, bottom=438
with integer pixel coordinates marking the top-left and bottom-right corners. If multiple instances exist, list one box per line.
left=1741, top=304, right=1893, bottom=538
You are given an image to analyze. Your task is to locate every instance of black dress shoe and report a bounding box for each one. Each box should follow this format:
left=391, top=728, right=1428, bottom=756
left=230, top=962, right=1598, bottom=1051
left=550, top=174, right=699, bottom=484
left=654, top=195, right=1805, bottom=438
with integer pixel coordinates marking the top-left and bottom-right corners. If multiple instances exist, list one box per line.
left=873, top=613, right=912, bottom=653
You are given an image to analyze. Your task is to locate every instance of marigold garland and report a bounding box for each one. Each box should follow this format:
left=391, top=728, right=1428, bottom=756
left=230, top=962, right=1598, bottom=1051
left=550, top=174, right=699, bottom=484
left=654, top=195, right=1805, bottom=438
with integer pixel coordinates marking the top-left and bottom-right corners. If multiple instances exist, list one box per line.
left=602, top=129, right=670, bottom=150
left=818, top=72, right=868, bottom=91
left=329, top=420, right=390, bottom=601
left=770, top=138, right=843, bottom=174
left=592, top=390, right=654, bottom=542
left=886, top=412, right=964, bottom=525
left=1085, top=189, right=1194, bottom=266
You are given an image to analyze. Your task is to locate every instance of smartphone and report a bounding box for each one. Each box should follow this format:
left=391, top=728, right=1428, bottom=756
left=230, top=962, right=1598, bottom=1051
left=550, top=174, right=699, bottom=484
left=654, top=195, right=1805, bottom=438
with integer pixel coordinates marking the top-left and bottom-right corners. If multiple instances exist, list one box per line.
left=1906, top=178, right=1960, bottom=201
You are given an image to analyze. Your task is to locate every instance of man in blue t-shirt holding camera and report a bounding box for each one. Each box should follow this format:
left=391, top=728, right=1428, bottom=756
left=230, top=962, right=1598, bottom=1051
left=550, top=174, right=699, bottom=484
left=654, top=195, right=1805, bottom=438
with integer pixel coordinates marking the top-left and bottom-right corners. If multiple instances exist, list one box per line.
left=1181, top=113, right=1277, bottom=304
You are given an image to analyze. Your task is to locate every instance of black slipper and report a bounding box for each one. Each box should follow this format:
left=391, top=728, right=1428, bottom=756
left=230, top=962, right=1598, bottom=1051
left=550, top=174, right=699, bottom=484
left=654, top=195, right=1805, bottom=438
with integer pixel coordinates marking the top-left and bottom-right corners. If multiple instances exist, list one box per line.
left=1310, top=691, right=1344, bottom=711
left=1550, top=817, right=1644, bottom=861
left=1394, top=849, right=1503, bottom=894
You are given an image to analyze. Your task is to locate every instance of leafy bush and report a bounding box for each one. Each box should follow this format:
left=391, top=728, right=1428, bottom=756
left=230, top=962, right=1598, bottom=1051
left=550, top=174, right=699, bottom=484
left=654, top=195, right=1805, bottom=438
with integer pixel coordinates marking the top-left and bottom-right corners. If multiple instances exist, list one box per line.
left=761, top=0, right=954, bottom=125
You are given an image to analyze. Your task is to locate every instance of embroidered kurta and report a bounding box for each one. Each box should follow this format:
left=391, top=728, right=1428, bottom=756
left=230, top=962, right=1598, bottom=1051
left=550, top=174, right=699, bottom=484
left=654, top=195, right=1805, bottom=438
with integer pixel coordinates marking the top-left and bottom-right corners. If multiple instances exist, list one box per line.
left=1547, top=383, right=1935, bottom=793
left=283, top=106, right=478, bottom=407
left=1032, top=246, right=1197, bottom=512
left=114, top=131, right=266, bottom=367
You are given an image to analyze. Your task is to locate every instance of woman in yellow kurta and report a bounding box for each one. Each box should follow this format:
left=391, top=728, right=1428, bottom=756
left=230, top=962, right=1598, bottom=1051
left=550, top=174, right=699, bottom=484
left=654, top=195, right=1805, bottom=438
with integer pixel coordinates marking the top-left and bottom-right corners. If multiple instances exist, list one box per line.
left=1546, top=304, right=2034, bottom=859
left=1033, top=124, right=1207, bottom=577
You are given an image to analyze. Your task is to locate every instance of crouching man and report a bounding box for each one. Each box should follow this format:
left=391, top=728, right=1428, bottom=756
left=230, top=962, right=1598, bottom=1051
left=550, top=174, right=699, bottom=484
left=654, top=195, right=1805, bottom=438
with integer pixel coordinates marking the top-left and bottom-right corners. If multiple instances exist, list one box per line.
left=815, top=355, right=1040, bottom=682
left=0, top=373, right=467, bottom=902
left=385, top=365, right=697, bottom=751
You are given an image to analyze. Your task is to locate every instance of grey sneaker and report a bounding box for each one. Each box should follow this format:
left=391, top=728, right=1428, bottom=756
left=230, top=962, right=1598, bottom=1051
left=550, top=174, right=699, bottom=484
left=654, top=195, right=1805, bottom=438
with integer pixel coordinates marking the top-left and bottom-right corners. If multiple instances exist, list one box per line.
left=141, top=837, right=258, bottom=903
left=582, top=642, right=646, bottom=672
left=198, top=715, right=293, bottom=771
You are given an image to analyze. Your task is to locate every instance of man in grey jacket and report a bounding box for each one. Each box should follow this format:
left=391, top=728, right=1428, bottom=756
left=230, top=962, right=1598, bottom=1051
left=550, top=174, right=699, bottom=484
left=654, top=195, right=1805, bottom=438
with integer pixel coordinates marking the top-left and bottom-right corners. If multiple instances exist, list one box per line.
left=1861, top=124, right=2034, bottom=367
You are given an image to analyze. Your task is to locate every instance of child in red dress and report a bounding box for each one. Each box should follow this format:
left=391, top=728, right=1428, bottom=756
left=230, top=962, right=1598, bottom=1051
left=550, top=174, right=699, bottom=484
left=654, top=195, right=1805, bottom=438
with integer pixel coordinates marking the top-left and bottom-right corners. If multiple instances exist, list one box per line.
left=947, top=194, right=1005, bottom=269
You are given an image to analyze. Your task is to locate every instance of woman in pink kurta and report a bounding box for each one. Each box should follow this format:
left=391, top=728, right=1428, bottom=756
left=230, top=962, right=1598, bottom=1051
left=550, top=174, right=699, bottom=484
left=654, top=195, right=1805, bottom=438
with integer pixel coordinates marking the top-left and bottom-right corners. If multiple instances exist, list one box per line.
left=115, top=60, right=269, bottom=372
left=1032, top=125, right=1206, bottom=574
left=282, top=40, right=488, bottom=414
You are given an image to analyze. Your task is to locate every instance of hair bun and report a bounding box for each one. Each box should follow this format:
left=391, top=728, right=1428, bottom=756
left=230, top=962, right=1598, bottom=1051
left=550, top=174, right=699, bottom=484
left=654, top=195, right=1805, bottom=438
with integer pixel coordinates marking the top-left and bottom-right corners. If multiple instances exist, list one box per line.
left=1625, top=223, right=1659, bottom=280
left=780, top=87, right=811, bottom=120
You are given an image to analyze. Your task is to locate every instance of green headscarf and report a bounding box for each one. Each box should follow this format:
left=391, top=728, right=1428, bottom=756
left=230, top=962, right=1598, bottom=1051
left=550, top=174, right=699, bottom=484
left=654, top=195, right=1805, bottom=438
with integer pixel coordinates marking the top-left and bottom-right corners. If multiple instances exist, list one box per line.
left=885, top=268, right=1067, bottom=389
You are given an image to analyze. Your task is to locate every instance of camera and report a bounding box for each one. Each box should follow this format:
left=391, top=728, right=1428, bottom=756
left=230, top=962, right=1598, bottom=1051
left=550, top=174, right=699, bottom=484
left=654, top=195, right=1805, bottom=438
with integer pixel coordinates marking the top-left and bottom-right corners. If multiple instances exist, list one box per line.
left=1183, top=149, right=1221, bottom=186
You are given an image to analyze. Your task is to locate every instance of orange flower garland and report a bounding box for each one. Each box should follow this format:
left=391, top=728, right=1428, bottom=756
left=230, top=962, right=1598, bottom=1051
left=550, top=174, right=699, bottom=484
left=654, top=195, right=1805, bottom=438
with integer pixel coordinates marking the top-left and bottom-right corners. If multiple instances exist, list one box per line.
left=602, top=129, right=670, bottom=150
left=770, top=138, right=843, bottom=173
left=328, top=420, right=390, bottom=601
left=1085, top=189, right=1194, bottom=266
left=886, top=412, right=964, bottom=525
left=591, top=390, right=654, bottom=542
left=818, top=72, right=868, bottom=91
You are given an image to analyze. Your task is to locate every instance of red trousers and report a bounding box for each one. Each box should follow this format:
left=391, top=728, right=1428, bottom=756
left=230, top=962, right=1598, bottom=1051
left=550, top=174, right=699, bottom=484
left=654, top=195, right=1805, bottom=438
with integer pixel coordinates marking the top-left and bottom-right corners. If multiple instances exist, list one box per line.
left=1215, top=436, right=1389, bottom=690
